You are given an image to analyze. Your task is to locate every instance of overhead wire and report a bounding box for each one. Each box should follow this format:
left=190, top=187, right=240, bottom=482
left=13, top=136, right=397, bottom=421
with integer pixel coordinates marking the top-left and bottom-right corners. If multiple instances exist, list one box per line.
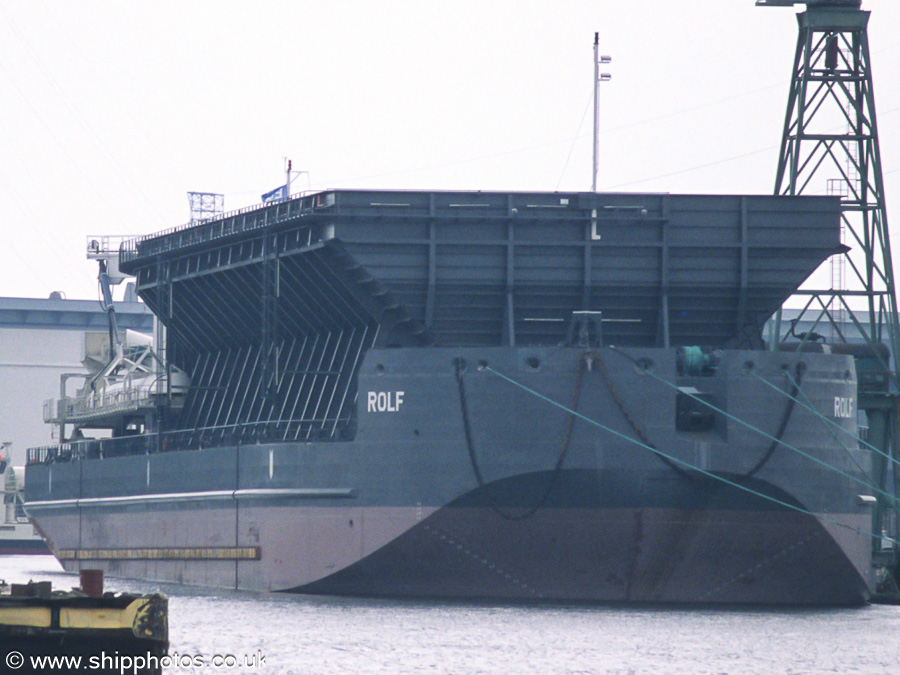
left=325, top=39, right=900, bottom=192
left=602, top=102, right=900, bottom=191
left=601, top=145, right=779, bottom=191
left=0, top=63, right=93, bottom=285
left=320, top=72, right=803, bottom=190
left=555, top=90, right=594, bottom=191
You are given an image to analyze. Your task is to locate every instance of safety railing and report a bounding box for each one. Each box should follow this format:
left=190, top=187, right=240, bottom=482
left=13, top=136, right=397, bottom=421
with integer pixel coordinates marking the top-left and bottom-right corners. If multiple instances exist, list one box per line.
left=25, top=417, right=356, bottom=464
left=44, top=379, right=173, bottom=423
left=119, top=191, right=335, bottom=265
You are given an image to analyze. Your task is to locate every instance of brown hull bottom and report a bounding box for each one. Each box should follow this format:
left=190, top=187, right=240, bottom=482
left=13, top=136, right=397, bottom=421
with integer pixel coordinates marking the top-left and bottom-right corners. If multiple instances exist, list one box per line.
left=46, top=503, right=870, bottom=606
left=37, top=470, right=872, bottom=606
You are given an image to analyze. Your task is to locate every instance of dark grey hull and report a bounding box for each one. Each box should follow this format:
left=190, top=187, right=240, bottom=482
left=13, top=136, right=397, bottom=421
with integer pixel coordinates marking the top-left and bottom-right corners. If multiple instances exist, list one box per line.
left=24, top=346, right=875, bottom=605
left=0, top=539, right=50, bottom=555
left=294, top=469, right=869, bottom=605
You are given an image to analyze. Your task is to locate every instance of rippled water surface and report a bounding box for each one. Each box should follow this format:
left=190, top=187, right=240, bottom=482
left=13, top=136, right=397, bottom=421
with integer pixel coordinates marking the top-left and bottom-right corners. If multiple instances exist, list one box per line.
left=3, top=556, right=900, bottom=674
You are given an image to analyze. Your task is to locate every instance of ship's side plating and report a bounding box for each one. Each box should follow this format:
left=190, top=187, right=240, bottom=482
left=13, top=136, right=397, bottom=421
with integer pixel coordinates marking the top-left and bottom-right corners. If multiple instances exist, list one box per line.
left=25, top=189, right=873, bottom=604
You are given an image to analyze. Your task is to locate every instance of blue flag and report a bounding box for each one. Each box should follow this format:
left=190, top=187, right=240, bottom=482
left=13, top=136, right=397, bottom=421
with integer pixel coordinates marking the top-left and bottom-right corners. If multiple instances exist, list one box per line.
left=261, top=185, right=287, bottom=203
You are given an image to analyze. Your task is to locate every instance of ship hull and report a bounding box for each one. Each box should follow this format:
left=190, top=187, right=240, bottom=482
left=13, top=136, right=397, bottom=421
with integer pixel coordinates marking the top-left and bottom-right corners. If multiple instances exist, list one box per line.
left=25, top=346, right=875, bottom=605
left=300, top=507, right=868, bottom=605
left=25, top=468, right=871, bottom=606
left=0, top=542, right=50, bottom=555
left=25, top=505, right=870, bottom=606
left=0, top=525, right=50, bottom=555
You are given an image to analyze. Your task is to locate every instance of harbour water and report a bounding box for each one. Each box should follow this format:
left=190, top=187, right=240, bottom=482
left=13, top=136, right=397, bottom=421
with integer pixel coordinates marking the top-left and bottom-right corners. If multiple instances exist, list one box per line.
left=3, top=555, right=900, bottom=674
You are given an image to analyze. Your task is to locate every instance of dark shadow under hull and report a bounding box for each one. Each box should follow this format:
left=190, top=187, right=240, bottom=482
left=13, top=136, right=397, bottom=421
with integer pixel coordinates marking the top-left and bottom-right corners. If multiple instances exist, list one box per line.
left=294, top=470, right=870, bottom=606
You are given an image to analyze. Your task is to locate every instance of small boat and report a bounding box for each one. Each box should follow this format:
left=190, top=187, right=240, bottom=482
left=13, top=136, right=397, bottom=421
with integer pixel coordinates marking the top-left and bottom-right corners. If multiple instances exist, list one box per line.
left=0, top=571, right=167, bottom=675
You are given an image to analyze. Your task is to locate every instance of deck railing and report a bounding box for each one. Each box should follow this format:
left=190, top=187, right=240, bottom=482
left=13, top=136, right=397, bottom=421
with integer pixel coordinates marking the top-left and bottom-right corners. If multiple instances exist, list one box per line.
left=44, top=380, right=171, bottom=423
left=119, top=192, right=334, bottom=265
left=26, top=416, right=357, bottom=465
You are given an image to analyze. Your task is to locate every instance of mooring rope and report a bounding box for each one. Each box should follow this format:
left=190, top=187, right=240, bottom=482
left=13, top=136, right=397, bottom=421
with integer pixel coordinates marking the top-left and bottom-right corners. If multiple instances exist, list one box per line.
left=757, top=367, right=900, bottom=471
left=591, top=349, right=698, bottom=480
left=481, top=362, right=898, bottom=547
left=606, top=347, right=899, bottom=507
left=455, top=352, right=588, bottom=521
left=745, top=362, right=802, bottom=477
left=751, top=368, right=882, bottom=492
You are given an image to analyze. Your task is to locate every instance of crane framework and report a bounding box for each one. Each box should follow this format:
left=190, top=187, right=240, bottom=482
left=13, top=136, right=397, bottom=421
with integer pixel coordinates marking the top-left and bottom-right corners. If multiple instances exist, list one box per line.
left=761, top=0, right=900, bottom=589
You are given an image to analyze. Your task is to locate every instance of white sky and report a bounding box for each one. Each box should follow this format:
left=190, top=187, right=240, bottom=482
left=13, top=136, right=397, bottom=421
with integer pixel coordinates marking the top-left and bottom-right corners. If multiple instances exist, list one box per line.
left=1, top=0, right=899, bottom=301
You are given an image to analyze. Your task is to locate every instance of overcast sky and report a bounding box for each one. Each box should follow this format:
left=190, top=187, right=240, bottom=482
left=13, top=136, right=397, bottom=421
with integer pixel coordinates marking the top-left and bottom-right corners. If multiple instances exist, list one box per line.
left=1, top=0, right=899, bottom=301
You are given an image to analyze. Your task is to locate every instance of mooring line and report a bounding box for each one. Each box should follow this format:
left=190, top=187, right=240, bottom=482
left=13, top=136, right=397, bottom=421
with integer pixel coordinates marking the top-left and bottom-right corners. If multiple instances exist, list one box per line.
left=482, top=364, right=897, bottom=547
left=605, top=347, right=898, bottom=507
left=769, top=367, right=900, bottom=470
left=591, top=349, right=697, bottom=480
left=456, top=354, right=586, bottom=521
left=752, top=368, right=882, bottom=493
left=745, top=362, right=802, bottom=478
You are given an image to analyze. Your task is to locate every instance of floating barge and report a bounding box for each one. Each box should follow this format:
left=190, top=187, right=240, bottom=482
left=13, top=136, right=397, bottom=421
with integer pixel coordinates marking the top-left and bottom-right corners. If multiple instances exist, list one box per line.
left=23, top=189, right=875, bottom=605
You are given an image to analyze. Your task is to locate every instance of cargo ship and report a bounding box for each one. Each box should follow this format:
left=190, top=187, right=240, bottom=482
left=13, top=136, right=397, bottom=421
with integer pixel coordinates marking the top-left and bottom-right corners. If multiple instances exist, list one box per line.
left=23, top=189, right=876, bottom=605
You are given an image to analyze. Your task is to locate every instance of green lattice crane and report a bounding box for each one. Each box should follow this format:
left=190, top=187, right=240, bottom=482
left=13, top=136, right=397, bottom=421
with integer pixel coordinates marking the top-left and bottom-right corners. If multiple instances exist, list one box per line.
left=760, top=0, right=900, bottom=595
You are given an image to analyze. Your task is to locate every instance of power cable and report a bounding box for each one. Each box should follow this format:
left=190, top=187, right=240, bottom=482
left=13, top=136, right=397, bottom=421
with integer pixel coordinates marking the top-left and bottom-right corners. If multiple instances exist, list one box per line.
left=556, top=90, right=594, bottom=191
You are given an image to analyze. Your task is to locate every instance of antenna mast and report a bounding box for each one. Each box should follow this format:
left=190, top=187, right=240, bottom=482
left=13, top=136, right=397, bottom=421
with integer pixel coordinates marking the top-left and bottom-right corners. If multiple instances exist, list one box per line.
left=592, top=34, right=612, bottom=192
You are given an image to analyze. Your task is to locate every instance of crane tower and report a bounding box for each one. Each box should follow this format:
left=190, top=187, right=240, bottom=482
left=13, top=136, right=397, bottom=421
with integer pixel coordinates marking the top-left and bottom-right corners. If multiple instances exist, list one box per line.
left=760, top=0, right=900, bottom=594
